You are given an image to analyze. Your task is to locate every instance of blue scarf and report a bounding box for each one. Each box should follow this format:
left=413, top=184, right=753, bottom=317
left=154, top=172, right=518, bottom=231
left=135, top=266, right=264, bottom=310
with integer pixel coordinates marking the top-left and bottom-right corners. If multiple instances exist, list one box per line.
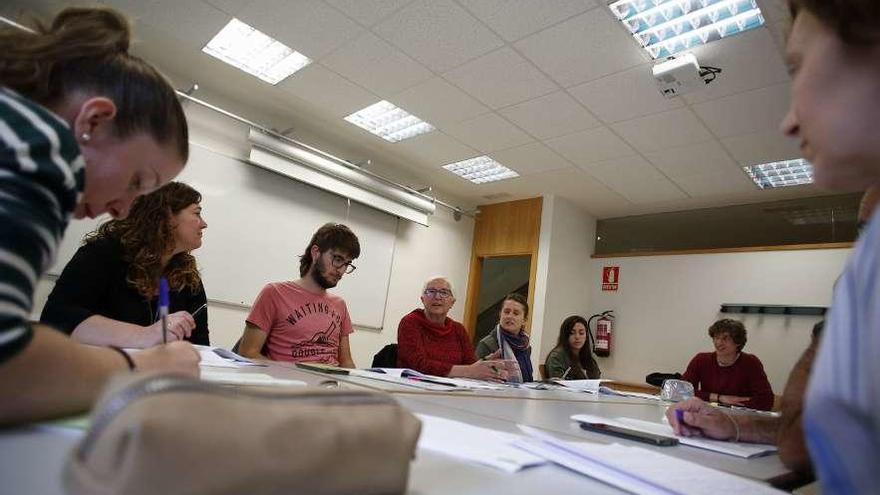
left=496, top=325, right=533, bottom=382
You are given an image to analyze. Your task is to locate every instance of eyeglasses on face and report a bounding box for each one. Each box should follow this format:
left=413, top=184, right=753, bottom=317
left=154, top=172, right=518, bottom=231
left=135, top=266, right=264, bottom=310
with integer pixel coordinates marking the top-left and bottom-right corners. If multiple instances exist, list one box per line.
left=330, top=254, right=357, bottom=274
left=423, top=288, right=453, bottom=299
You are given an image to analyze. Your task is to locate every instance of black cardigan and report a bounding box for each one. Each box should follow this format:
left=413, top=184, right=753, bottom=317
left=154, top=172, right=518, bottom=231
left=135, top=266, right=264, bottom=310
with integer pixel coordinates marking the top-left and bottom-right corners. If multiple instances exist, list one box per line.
left=41, top=237, right=209, bottom=345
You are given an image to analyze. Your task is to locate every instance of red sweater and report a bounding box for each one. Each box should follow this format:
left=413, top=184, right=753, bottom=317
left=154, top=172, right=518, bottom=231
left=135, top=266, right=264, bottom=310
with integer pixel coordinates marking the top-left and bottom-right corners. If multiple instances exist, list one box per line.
left=682, top=352, right=775, bottom=411
left=396, top=309, right=477, bottom=376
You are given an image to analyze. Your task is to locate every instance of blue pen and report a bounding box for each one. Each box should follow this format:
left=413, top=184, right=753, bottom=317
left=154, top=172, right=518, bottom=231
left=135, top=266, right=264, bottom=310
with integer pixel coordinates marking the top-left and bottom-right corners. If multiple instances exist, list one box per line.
left=675, top=408, right=685, bottom=425
left=159, top=278, right=170, bottom=344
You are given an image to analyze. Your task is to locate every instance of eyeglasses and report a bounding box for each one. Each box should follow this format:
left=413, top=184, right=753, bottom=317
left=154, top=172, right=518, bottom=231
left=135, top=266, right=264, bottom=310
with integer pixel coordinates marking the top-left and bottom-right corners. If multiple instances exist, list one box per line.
left=330, top=254, right=357, bottom=274
left=423, top=288, right=453, bottom=299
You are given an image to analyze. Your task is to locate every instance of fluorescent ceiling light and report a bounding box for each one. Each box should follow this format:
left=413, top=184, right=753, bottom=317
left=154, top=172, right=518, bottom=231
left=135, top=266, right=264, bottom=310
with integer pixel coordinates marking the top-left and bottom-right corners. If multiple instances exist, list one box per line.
left=344, top=101, right=435, bottom=143
left=203, top=18, right=311, bottom=84
left=608, top=0, right=765, bottom=59
left=743, top=159, right=814, bottom=189
left=443, top=156, right=519, bottom=184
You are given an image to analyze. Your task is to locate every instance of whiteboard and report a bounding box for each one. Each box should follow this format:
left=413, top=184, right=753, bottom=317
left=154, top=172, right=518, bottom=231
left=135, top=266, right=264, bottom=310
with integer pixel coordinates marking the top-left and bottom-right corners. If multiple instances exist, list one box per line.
left=51, top=143, right=398, bottom=329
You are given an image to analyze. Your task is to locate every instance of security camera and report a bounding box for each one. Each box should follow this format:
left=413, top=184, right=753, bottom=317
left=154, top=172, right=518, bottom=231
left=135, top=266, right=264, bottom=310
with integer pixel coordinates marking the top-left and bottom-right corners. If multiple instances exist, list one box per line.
left=652, top=53, right=722, bottom=98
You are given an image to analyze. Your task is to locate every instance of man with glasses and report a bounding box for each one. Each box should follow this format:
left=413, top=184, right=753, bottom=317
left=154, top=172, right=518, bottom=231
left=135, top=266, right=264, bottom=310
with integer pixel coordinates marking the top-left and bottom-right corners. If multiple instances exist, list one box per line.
left=238, top=223, right=359, bottom=367
left=397, top=276, right=511, bottom=380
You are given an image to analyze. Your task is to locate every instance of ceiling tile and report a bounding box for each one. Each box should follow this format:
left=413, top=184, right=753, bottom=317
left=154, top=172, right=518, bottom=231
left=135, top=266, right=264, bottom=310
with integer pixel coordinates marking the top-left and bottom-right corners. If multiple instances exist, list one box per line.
left=236, top=0, right=363, bottom=60
left=568, top=63, right=683, bottom=124
left=490, top=142, right=573, bottom=176
left=612, top=108, right=713, bottom=153
left=586, top=156, right=687, bottom=204
left=692, top=82, right=791, bottom=138
left=444, top=113, right=533, bottom=153
left=392, top=77, right=489, bottom=127
left=324, top=0, right=412, bottom=27
left=373, top=0, right=504, bottom=73
left=443, top=47, right=558, bottom=109
left=721, top=131, right=802, bottom=165
left=644, top=140, right=738, bottom=178
left=321, top=31, right=433, bottom=96
left=107, top=0, right=229, bottom=51
left=545, top=127, right=635, bottom=167
left=457, top=0, right=596, bottom=42
left=514, top=9, right=648, bottom=88
left=498, top=91, right=600, bottom=140
left=671, top=169, right=758, bottom=197
left=394, top=131, right=479, bottom=167
left=683, top=29, right=790, bottom=105
left=277, top=63, right=377, bottom=118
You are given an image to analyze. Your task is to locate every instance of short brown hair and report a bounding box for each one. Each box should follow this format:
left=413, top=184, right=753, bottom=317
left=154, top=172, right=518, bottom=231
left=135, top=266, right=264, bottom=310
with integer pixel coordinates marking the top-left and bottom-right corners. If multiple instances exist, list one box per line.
left=788, top=0, right=880, bottom=45
left=299, top=223, right=360, bottom=276
left=708, top=319, right=747, bottom=351
left=0, top=7, right=188, bottom=161
left=501, top=293, right=529, bottom=318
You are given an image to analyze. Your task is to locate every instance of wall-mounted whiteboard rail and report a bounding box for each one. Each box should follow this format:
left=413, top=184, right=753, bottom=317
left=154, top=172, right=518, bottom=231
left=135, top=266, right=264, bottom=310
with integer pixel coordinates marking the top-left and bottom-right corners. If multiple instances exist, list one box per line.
left=51, top=143, right=397, bottom=329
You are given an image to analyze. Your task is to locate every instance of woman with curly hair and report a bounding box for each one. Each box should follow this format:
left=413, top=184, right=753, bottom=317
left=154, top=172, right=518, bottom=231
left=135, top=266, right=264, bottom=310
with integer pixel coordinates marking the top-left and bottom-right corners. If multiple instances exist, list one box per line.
left=41, top=182, right=209, bottom=347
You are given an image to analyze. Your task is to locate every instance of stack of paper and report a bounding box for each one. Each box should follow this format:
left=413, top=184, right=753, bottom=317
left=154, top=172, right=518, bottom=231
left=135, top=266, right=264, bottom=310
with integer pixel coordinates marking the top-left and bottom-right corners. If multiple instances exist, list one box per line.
left=200, top=370, right=306, bottom=387
left=515, top=425, right=784, bottom=494
left=194, top=345, right=264, bottom=368
left=571, top=414, right=778, bottom=458
left=416, top=414, right=546, bottom=473
left=351, top=368, right=508, bottom=391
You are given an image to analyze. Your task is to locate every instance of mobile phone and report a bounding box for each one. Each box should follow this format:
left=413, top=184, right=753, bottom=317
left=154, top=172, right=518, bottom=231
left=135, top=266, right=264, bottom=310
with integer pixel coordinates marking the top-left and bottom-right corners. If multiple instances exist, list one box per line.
left=579, top=422, right=679, bottom=446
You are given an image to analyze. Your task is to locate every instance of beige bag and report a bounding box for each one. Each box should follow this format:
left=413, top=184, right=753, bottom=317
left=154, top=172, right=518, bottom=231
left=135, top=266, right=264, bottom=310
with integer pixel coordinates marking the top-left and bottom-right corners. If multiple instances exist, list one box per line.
left=64, top=373, right=421, bottom=495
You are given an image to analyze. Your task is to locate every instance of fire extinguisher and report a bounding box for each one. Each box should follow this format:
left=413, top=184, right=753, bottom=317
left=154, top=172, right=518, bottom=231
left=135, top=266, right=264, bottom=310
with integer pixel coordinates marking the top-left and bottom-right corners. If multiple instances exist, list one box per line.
left=589, top=310, right=614, bottom=357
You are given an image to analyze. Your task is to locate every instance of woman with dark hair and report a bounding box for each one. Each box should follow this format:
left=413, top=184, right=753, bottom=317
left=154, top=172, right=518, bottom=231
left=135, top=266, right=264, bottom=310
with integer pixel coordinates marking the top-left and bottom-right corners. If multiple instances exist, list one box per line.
left=0, top=7, right=198, bottom=424
left=780, top=1, right=880, bottom=490
left=42, top=182, right=209, bottom=347
left=544, top=315, right=601, bottom=380
left=475, top=293, right=533, bottom=382
left=681, top=319, right=773, bottom=410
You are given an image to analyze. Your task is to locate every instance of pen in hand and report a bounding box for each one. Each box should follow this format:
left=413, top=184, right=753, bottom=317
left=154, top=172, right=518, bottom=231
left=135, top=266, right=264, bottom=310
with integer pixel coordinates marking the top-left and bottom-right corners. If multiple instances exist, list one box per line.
left=192, top=303, right=208, bottom=318
left=159, top=278, right=170, bottom=344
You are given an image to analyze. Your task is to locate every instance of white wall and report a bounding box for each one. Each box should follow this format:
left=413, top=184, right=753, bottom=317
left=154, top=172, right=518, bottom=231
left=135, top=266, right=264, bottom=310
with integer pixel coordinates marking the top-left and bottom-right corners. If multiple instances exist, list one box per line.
left=33, top=96, right=475, bottom=368
left=588, top=248, right=851, bottom=391
left=531, top=195, right=597, bottom=374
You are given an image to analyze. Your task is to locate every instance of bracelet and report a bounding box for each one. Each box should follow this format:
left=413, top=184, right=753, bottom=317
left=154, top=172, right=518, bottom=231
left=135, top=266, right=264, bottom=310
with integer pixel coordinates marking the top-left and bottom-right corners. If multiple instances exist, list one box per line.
left=109, top=346, right=136, bottom=371
left=717, top=408, right=740, bottom=442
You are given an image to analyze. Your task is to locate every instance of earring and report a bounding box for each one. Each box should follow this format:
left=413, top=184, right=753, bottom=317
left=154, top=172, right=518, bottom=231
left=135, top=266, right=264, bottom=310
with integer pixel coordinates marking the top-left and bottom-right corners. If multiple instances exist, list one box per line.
left=81, top=133, right=90, bottom=142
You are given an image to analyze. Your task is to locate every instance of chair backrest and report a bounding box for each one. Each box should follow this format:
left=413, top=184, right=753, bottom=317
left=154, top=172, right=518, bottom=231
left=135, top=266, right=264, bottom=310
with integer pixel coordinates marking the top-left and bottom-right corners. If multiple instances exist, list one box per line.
left=372, top=344, right=398, bottom=368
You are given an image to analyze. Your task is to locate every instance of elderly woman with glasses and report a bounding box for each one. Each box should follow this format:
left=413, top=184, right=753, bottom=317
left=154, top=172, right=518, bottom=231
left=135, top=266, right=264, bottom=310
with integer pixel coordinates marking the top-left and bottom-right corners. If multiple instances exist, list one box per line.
left=397, top=276, right=509, bottom=380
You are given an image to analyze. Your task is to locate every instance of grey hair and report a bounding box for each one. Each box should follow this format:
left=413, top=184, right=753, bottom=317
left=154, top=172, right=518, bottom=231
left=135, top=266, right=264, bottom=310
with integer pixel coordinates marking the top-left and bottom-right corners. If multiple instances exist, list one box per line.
left=422, top=276, right=454, bottom=296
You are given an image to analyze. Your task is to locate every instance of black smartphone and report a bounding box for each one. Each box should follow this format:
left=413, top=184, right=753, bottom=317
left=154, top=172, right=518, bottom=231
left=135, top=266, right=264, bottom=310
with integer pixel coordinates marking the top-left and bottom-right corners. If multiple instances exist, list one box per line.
left=579, top=422, right=679, bottom=446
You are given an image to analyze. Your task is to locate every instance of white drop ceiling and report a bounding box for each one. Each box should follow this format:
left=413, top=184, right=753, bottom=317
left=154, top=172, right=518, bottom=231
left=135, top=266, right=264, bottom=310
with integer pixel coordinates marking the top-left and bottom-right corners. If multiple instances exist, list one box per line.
left=3, top=0, right=821, bottom=218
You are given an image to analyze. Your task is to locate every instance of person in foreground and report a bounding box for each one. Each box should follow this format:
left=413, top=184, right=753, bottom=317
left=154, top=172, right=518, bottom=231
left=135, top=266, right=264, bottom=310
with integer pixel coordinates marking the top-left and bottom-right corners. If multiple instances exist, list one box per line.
left=779, top=1, right=880, bottom=491
left=681, top=319, right=774, bottom=410
left=667, top=321, right=824, bottom=476
left=396, top=276, right=510, bottom=381
left=476, top=293, right=533, bottom=382
left=41, top=182, right=209, bottom=347
left=238, top=223, right=358, bottom=367
left=545, top=315, right=601, bottom=380
left=0, top=7, right=200, bottom=425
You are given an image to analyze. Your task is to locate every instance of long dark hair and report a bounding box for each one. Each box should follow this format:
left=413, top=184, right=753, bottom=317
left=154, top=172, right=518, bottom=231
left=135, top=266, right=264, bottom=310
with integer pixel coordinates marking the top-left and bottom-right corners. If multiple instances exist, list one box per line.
left=0, top=7, right=188, bottom=161
left=556, top=315, right=595, bottom=370
left=86, top=182, right=202, bottom=297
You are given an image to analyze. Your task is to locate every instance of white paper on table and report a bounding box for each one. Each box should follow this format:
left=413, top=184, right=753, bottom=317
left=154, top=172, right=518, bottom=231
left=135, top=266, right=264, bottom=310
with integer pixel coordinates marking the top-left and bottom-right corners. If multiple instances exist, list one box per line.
left=415, top=414, right=546, bottom=473
left=199, top=370, right=306, bottom=387
left=349, top=369, right=463, bottom=391
left=556, top=379, right=608, bottom=393
left=194, top=345, right=263, bottom=368
left=570, top=414, right=778, bottom=458
left=515, top=425, right=785, bottom=495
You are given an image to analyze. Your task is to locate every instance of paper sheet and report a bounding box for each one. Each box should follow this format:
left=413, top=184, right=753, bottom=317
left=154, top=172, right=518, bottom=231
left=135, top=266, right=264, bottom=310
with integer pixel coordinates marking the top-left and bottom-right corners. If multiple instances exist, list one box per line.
left=556, top=379, right=607, bottom=393
left=516, top=425, right=784, bottom=495
left=571, top=414, right=778, bottom=458
left=199, top=370, right=306, bottom=387
left=194, top=345, right=264, bottom=368
left=416, top=414, right=546, bottom=473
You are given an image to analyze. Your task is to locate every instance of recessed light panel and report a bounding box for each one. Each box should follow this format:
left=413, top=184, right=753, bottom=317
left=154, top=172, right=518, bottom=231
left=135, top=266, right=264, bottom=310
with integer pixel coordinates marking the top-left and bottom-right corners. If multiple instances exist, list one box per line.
left=203, top=18, right=311, bottom=84
left=344, top=101, right=435, bottom=143
left=443, top=156, right=519, bottom=184
left=743, top=159, right=814, bottom=189
left=609, top=0, right=765, bottom=59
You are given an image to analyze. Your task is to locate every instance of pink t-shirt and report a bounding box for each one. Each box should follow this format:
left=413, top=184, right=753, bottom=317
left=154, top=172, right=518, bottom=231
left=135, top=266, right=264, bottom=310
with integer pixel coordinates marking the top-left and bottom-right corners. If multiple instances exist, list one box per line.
left=246, top=281, right=353, bottom=365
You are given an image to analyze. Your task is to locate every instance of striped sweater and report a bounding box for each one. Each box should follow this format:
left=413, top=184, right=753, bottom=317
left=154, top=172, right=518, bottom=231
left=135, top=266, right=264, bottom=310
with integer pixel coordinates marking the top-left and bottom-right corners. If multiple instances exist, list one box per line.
left=0, top=87, right=84, bottom=364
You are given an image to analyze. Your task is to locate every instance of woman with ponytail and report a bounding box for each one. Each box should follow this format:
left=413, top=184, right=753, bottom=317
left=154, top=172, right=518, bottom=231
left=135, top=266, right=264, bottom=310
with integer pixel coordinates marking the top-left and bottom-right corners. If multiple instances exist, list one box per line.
left=0, top=7, right=199, bottom=425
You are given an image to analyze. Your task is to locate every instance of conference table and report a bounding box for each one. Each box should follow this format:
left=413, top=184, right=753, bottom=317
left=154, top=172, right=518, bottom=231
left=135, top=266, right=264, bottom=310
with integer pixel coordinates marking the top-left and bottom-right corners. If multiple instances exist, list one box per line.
left=0, top=360, right=792, bottom=494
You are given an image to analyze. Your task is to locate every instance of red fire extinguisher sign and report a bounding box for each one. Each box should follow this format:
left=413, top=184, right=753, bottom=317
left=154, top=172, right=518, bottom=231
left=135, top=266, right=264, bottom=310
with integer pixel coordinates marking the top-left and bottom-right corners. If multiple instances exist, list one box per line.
left=602, top=266, right=619, bottom=291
